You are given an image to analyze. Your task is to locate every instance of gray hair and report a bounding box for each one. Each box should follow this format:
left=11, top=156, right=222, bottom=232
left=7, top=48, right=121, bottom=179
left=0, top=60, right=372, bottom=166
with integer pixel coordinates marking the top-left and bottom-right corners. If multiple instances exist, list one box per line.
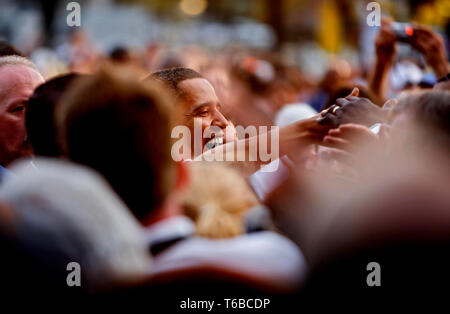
left=0, top=55, right=40, bottom=73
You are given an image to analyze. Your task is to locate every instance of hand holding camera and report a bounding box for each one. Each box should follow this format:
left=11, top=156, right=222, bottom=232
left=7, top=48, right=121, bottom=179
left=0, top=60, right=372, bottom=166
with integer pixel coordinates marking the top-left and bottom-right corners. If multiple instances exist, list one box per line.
left=405, top=24, right=448, bottom=78
left=387, top=20, right=448, bottom=78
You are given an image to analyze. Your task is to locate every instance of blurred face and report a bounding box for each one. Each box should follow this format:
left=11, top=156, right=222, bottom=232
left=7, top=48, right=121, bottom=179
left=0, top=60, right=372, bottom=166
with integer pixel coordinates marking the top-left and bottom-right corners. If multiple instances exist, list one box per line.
left=0, top=64, right=44, bottom=166
left=177, top=78, right=230, bottom=155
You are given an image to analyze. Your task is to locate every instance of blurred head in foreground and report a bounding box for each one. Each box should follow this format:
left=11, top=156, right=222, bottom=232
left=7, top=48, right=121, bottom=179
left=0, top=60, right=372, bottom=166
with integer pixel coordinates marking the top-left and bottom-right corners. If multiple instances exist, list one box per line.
left=389, top=90, right=450, bottom=156
left=182, top=163, right=259, bottom=238
left=0, top=159, right=149, bottom=292
left=57, top=69, right=178, bottom=223
left=309, top=92, right=450, bottom=292
left=27, top=73, right=85, bottom=157
left=268, top=90, right=450, bottom=264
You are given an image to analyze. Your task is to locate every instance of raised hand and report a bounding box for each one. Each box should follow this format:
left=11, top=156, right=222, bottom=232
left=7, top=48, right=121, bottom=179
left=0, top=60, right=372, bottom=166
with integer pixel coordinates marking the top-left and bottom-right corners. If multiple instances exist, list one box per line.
left=408, top=23, right=449, bottom=79
left=370, top=18, right=397, bottom=101
left=375, top=18, right=397, bottom=64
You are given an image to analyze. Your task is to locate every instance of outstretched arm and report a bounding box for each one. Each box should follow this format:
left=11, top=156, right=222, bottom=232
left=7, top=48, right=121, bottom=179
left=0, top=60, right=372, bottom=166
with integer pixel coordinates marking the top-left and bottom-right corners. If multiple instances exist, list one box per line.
left=369, top=18, right=396, bottom=104
left=196, top=114, right=335, bottom=176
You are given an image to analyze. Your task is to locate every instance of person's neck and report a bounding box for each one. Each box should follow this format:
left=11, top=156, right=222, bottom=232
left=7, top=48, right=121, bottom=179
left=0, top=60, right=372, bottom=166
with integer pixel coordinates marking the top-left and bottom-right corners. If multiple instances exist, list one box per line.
left=141, top=197, right=182, bottom=227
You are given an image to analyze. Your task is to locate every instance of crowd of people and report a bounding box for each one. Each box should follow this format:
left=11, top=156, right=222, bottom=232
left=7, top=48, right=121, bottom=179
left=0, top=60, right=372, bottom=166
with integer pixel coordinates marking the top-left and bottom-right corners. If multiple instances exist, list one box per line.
left=0, top=16, right=449, bottom=309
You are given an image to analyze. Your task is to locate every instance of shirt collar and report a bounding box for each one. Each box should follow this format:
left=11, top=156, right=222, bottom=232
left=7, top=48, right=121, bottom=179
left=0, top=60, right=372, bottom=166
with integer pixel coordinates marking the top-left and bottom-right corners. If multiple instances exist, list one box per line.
left=145, top=215, right=195, bottom=254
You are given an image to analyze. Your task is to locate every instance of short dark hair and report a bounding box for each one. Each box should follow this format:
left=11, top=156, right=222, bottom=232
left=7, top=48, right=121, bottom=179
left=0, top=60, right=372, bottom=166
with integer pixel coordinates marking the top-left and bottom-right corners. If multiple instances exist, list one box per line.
left=109, top=46, right=130, bottom=63
left=27, top=73, right=84, bottom=157
left=146, top=67, right=203, bottom=100
left=57, top=70, right=175, bottom=221
left=0, top=40, right=23, bottom=57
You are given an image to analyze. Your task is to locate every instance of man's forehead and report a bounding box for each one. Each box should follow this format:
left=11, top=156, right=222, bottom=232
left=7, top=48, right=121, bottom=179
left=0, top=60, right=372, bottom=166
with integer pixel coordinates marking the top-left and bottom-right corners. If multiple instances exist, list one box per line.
left=0, top=64, right=44, bottom=98
left=177, top=78, right=218, bottom=107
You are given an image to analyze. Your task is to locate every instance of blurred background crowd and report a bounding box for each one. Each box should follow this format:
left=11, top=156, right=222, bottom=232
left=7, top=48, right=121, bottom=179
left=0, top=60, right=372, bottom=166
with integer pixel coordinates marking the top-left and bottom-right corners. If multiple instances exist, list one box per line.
left=0, top=0, right=449, bottom=310
left=1, top=0, right=449, bottom=125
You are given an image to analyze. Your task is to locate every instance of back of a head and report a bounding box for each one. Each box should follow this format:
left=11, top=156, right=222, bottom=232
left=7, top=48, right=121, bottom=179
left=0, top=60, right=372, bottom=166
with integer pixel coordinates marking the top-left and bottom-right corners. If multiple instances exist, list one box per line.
left=394, top=90, right=450, bottom=153
left=57, top=69, right=175, bottom=221
left=306, top=175, right=450, bottom=297
left=27, top=73, right=84, bottom=157
left=0, top=158, right=150, bottom=292
left=182, top=163, right=259, bottom=238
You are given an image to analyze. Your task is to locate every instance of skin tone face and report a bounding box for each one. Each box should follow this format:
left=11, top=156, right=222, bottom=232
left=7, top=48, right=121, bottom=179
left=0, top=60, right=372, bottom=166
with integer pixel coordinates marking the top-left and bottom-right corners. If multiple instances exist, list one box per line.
left=177, top=78, right=230, bottom=156
left=0, top=64, right=44, bottom=166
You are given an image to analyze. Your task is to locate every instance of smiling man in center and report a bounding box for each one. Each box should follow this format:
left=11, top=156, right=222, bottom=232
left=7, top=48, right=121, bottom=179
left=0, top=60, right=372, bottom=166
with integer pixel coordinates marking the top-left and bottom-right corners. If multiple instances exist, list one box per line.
left=148, top=67, right=235, bottom=159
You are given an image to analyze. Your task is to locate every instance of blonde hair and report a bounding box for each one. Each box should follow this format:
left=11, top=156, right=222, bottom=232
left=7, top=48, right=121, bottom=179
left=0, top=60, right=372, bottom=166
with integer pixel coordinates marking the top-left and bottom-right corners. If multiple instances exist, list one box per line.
left=182, top=163, right=259, bottom=238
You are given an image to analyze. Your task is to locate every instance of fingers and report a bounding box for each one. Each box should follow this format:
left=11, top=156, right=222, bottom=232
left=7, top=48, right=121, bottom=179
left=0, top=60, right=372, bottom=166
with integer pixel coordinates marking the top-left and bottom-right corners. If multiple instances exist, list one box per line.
left=377, top=21, right=395, bottom=40
left=322, top=135, right=351, bottom=150
left=336, top=98, right=350, bottom=107
left=345, top=87, right=359, bottom=98
left=382, top=98, right=397, bottom=110
left=380, top=17, right=393, bottom=26
left=336, top=95, right=363, bottom=106
left=335, top=123, right=373, bottom=135
left=321, top=105, right=336, bottom=117
left=327, top=123, right=378, bottom=145
left=319, top=88, right=361, bottom=126
left=409, top=24, right=443, bottom=52
left=412, top=23, right=433, bottom=36
left=317, top=113, right=339, bottom=127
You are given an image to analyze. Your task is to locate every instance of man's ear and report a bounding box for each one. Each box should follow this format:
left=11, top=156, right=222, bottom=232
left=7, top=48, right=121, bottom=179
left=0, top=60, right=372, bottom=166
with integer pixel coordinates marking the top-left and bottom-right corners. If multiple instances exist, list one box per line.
left=174, top=161, right=189, bottom=191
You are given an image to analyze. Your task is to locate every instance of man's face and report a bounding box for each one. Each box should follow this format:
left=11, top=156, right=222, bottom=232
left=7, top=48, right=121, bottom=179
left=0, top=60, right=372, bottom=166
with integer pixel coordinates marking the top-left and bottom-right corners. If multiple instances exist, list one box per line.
left=177, top=78, right=231, bottom=155
left=0, top=65, right=44, bottom=166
